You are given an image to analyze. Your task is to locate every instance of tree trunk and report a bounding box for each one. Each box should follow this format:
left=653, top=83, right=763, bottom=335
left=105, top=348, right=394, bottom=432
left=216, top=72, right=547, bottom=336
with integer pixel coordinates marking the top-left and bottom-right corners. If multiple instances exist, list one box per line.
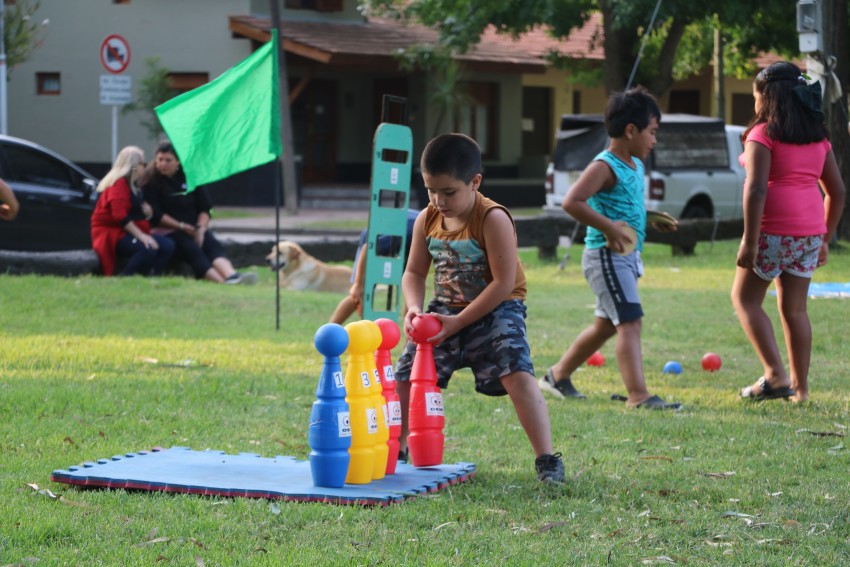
left=600, top=1, right=636, bottom=93
left=270, top=0, right=299, bottom=214
left=647, top=18, right=686, bottom=98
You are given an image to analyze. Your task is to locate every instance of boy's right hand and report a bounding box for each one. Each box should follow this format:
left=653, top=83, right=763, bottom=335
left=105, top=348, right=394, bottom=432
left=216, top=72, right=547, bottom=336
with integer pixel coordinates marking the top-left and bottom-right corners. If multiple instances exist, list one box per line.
left=402, top=307, right=422, bottom=340
left=604, top=221, right=635, bottom=255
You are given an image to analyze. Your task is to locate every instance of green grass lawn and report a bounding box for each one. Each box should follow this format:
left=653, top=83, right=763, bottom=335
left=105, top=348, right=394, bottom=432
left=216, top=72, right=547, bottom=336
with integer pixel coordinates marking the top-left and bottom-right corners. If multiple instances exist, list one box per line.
left=1, top=240, right=849, bottom=564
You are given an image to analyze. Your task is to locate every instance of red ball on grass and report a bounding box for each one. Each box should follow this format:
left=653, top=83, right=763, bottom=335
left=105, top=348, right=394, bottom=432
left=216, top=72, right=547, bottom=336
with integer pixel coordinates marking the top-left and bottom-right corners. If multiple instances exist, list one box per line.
left=701, top=352, right=722, bottom=372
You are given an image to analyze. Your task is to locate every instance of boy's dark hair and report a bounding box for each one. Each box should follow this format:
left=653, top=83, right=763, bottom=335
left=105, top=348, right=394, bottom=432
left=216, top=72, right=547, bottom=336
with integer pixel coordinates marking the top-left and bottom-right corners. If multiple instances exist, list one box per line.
left=604, top=86, right=662, bottom=138
left=420, top=133, right=482, bottom=184
left=744, top=60, right=828, bottom=145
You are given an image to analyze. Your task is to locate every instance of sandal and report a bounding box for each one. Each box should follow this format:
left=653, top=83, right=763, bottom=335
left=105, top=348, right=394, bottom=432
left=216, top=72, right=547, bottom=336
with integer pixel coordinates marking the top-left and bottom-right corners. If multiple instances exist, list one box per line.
left=740, top=377, right=795, bottom=401
left=611, top=394, right=682, bottom=410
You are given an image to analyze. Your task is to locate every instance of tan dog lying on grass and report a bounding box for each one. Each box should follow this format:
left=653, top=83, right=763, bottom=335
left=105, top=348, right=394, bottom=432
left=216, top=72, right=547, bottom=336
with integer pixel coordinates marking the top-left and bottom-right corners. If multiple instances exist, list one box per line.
left=265, top=241, right=352, bottom=293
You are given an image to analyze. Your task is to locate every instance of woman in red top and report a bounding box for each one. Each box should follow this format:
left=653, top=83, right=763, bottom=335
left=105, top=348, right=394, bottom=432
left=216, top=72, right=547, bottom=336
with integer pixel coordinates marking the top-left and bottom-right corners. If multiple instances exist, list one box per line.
left=90, top=146, right=175, bottom=276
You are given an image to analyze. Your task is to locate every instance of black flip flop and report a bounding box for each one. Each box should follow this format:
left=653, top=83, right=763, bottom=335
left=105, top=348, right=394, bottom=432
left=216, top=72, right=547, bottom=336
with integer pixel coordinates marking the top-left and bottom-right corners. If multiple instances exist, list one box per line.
left=611, top=394, right=682, bottom=410
left=740, top=377, right=795, bottom=401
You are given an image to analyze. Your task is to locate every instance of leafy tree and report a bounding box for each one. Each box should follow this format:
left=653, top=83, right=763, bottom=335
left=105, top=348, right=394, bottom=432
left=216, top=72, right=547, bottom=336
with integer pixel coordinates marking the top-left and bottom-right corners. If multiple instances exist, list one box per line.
left=361, top=0, right=850, bottom=234
left=359, top=0, right=799, bottom=96
left=3, top=0, right=48, bottom=73
left=122, top=56, right=177, bottom=141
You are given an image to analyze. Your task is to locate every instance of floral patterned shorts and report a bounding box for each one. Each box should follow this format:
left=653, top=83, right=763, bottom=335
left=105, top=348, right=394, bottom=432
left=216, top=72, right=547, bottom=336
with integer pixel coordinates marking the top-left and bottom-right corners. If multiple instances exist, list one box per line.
left=754, top=233, right=823, bottom=281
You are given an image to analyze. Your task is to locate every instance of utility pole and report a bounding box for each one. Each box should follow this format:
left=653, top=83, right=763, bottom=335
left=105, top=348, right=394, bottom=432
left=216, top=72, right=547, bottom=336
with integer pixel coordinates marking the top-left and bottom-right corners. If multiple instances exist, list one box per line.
left=269, top=0, right=298, bottom=214
left=712, top=26, right=725, bottom=121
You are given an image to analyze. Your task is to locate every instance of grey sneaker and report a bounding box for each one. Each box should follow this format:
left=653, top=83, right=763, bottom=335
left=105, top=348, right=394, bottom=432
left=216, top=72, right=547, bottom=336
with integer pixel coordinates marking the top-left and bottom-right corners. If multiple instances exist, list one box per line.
left=538, top=368, right=586, bottom=399
left=237, top=271, right=257, bottom=285
left=535, top=452, right=565, bottom=483
left=225, top=272, right=257, bottom=285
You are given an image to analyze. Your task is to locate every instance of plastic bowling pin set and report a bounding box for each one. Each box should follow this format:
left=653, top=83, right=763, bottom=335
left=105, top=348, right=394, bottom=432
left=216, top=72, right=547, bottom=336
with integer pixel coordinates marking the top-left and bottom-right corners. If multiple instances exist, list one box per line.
left=308, top=315, right=445, bottom=488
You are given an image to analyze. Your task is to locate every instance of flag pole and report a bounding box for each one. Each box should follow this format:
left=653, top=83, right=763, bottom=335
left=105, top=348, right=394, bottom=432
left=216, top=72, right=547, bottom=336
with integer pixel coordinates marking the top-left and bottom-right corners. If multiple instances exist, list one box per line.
left=269, top=0, right=292, bottom=330
left=274, top=159, right=282, bottom=331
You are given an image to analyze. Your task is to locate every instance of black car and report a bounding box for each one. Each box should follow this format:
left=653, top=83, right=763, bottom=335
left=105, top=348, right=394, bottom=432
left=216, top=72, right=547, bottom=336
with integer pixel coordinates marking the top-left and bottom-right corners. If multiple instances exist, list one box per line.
left=0, top=135, right=98, bottom=251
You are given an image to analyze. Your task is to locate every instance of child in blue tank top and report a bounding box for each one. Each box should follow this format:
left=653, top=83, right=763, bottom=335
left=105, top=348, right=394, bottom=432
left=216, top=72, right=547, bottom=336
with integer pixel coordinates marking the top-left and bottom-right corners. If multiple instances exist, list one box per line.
left=538, top=87, right=680, bottom=410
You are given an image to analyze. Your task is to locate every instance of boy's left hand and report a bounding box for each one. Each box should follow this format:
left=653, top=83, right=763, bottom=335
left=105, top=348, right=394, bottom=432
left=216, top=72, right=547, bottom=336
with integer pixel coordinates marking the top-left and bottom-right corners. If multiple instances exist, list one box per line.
left=650, top=220, right=678, bottom=233
left=427, top=312, right=461, bottom=345
left=647, top=210, right=678, bottom=233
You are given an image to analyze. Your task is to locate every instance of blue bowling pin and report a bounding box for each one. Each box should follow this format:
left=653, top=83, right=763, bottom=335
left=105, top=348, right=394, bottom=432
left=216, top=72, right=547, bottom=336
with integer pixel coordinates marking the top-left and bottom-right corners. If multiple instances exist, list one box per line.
left=308, top=324, right=351, bottom=488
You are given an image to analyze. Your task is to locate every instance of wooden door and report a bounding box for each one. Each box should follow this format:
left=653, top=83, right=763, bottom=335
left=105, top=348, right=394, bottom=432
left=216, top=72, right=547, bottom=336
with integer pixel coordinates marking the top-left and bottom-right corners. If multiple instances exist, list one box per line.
left=291, top=79, right=337, bottom=183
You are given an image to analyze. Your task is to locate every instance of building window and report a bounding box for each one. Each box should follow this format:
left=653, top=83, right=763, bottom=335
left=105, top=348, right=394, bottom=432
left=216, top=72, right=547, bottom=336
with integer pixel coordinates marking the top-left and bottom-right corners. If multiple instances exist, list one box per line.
left=455, top=82, right=498, bottom=159
left=36, top=72, right=61, bottom=95
left=285, top=0, right=343, bottom=12
left=168, top=72, right=209, bottom=95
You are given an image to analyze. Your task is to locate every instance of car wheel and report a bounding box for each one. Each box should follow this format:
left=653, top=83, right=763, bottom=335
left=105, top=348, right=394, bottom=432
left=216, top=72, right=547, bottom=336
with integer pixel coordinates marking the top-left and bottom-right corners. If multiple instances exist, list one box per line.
left=681, top=204, right=710, bottom=219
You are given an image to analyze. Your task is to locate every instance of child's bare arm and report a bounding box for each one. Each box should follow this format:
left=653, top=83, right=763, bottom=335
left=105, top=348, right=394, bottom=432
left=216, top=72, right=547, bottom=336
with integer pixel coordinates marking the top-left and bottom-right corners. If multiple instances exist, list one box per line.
left=738, top=141, right=771, bottom=268
left=817, top=150, right=846, bottom=266
left=562, top=161, right=632, bottom=252
left=0, top=179, right=20, bottom=221
left=401, top=211, right=431, bottom=336
left=820, top=150, right=846, bottom=241
left=429, top=208, right=517, bottom=343
left=348, top=242, right=369, bottom=307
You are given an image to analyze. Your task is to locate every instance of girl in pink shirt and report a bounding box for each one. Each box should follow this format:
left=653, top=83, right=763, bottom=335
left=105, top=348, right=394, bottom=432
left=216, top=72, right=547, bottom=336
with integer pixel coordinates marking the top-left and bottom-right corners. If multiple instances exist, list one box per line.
left=733, top=61, right=845, bottom=403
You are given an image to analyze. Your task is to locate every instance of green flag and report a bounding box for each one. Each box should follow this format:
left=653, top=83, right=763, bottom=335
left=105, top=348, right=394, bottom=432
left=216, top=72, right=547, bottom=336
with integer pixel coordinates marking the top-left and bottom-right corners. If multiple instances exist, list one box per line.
left=155, top=30, right=281, bottom=191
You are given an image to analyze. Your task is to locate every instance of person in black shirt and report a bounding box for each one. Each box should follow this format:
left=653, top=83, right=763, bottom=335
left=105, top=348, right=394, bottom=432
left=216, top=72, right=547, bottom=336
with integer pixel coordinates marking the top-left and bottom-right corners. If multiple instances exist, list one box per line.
left=141, top=142, right=256, bottom=284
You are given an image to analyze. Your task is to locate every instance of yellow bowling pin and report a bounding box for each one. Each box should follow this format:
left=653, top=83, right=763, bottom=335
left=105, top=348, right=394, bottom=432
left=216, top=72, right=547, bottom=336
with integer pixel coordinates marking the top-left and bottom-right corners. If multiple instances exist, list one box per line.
left=343, top=321, right=378, bottom=484
left=362, top=320, right=389, bottom=480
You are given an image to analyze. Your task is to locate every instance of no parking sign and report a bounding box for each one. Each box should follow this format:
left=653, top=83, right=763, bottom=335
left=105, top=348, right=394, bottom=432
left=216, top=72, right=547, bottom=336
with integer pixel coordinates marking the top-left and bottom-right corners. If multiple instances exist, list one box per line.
left=100, top=34, right=131, bottom=74
left=99, top=34, right=131, bottom=160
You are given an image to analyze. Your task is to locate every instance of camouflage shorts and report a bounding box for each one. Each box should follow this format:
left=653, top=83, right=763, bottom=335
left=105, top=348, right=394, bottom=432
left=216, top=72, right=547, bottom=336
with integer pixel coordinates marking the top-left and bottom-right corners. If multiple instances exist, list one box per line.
left=394, top=299, right=534, bottom=397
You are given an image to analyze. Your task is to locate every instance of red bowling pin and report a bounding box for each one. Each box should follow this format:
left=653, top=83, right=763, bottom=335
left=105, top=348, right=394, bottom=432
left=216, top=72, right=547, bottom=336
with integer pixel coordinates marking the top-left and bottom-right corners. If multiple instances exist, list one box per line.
left=375, top=318, right=402, bottom=475
left=407, top=313, right=445, bottom=467
left=361, top=320, right=389, bottom=480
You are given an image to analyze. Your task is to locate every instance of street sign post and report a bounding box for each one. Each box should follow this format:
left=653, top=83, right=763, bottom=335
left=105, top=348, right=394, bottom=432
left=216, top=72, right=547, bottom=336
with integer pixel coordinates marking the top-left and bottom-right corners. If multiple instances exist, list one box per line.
left=100, top=35, right=131, bottom=74
left=99, top=35, right=131, bottom=160
left=99, top=75, right=132, bottom=105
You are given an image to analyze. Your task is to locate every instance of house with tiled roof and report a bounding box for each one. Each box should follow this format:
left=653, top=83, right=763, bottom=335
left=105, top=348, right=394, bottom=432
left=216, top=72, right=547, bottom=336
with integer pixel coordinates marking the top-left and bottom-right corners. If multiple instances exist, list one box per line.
left=8, top=0, right=761, bottom=208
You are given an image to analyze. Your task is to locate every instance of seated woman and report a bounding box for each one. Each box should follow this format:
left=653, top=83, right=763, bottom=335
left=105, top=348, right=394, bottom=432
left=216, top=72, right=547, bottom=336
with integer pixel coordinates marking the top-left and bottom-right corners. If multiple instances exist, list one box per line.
left=91, top=146, right=175, bottom=276
left=140, top=142, right=256, bottom=284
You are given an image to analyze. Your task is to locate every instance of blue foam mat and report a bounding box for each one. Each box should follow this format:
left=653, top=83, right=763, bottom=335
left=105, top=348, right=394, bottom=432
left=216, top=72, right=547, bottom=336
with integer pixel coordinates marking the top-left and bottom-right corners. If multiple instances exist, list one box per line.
left=769, top=282, right=850, bottom=299
left=50, top=447, right=476, bottom=506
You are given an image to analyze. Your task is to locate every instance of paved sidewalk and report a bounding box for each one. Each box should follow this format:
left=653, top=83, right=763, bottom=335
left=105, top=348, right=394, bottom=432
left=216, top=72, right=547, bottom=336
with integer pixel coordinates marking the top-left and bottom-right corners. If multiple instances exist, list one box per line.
left=210, top=207, right=368, bottom=243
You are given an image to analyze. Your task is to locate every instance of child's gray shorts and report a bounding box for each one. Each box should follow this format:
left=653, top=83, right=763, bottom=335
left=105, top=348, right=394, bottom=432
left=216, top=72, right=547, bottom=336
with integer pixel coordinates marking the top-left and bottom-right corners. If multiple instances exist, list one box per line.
left=582, top=247, right=644, bottom=326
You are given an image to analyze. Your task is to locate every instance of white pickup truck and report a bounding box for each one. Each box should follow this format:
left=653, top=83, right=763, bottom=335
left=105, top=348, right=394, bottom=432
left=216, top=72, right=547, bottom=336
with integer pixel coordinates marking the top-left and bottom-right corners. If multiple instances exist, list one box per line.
left=544, top=114, right=746, bottom=220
